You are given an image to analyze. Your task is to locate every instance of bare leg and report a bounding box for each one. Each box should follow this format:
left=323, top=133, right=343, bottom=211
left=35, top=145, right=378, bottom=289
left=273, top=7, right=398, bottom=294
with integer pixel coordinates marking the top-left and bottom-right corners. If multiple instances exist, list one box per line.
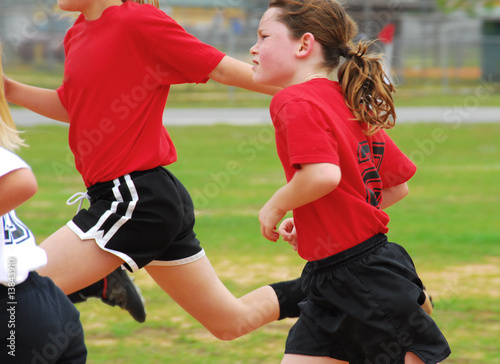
left=37, top=225, right=124, bottom=294
left=145, top=256, right=280, bottom=340
left=282, top=355, right=348, bottom=364
left=38, top=227, right=281, bottom=335
left=281, top=352, right=425, bottom=364
left=405, top=352, right=425, bottom=364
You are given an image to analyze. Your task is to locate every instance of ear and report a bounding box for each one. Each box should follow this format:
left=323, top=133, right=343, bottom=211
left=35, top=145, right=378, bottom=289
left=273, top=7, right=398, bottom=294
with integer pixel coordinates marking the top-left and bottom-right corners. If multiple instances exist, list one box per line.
left=296, top=32, right=315, bottom=58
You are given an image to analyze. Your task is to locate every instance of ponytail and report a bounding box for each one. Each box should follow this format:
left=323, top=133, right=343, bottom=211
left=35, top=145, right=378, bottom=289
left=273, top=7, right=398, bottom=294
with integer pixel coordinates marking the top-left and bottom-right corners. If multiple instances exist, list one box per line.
left=268, top=0, right=396, bottom=135
left=121, top=0, right=160, bottom=8
left=337, top=41, right=396, bottom=135
left=0, top=46, right=25, bottom=151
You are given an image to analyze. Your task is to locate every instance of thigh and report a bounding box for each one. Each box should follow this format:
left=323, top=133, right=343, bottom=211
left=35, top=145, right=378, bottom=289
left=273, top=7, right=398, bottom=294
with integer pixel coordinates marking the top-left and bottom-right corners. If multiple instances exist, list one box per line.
left=145, top=256, right=279, bottom=340
left=37, top=225, right=124, bottom=294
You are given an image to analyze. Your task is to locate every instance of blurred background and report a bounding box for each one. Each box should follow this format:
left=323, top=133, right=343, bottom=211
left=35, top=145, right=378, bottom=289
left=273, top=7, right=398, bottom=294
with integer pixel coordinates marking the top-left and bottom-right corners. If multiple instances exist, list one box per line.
left=1, top=3, right=499, bottom=362
left=1, top=0, right=500, bottom=102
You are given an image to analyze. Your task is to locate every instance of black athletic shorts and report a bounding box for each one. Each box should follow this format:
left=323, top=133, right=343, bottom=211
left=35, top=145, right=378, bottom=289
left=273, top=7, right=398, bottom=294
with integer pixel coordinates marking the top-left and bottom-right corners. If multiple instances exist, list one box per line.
left=0, top=272, right=87, bottom=364
left=285, top=234, right=451, bottom=364
left=67, top=167, right=204, bottom=272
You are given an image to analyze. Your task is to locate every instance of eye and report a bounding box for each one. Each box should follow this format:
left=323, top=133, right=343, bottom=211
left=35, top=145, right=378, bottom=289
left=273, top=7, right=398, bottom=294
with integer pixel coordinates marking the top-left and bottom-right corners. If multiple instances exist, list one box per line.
left=257, top=30, right=269, bottom=40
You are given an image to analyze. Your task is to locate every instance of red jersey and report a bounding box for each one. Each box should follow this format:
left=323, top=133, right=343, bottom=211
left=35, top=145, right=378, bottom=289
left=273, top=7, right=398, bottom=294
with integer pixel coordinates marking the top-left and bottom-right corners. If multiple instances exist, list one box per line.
left=270, top=79, right=416, bottom=262
left=57, top=2, right=225, bottom=187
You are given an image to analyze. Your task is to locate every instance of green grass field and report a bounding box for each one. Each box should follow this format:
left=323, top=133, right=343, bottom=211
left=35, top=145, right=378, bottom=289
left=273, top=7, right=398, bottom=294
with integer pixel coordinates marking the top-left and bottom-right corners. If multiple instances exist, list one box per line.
left=15, top=122, right=500, bottom=363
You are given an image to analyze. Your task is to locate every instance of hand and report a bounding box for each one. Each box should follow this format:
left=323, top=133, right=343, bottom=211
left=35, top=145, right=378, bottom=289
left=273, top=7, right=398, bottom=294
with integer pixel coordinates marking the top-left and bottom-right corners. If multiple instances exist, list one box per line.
left=259, top=201, right=286, bottom=242
left=278, top=218, right=298, bottom=251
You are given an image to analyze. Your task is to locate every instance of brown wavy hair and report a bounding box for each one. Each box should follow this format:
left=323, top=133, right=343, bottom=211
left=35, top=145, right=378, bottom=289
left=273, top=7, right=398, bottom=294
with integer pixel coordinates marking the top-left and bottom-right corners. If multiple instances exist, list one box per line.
left=122, top=0, right=160, bottom=8
left=268, top=0, right=396, bottom=135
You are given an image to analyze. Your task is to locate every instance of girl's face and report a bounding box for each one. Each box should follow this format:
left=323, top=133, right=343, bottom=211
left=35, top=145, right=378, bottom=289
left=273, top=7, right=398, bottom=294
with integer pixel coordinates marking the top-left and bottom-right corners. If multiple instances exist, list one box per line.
left=250, top=8, right=302, bottom=88
left=57, top=0, right=122, bottom=19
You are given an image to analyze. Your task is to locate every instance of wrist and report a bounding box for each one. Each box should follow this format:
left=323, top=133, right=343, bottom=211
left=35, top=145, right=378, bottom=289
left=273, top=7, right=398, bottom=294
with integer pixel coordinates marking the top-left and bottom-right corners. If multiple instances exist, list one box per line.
left=264, top=196, right=288, bottom=216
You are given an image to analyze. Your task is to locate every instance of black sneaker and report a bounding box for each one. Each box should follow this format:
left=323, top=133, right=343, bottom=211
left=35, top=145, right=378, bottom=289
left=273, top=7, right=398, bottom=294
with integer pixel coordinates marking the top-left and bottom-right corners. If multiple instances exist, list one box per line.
left=101, top=267, right=146, bottom=323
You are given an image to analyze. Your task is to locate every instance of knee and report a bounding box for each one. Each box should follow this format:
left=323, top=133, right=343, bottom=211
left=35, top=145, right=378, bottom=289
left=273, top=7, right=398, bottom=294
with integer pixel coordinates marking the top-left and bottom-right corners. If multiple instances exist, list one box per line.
left=205, top=315, right=265, bottom=341
left=210, top=330, right=239, bottom=341
left=206, top=323, right=245, bottom=341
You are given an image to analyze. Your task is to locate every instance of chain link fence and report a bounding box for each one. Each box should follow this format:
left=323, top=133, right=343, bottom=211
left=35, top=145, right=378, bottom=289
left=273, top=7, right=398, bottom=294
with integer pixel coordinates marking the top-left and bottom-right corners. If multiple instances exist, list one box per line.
left=0, top=1, right=499, bottom=92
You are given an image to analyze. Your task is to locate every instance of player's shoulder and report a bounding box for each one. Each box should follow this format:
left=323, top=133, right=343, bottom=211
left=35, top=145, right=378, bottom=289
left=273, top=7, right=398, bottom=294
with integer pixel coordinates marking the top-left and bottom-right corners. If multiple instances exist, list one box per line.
left=0, top=147, right=30, bottom=178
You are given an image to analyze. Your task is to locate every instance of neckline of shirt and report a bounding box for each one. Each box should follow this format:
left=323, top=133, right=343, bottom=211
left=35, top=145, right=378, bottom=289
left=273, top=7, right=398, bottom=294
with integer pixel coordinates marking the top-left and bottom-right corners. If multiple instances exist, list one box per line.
left=81, top=2, right=128, bottom=27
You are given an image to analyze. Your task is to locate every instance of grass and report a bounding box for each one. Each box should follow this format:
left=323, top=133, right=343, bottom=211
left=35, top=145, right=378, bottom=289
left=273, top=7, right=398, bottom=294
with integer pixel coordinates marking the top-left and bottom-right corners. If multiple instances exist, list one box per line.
left=14, top=122, right=500, bottom=363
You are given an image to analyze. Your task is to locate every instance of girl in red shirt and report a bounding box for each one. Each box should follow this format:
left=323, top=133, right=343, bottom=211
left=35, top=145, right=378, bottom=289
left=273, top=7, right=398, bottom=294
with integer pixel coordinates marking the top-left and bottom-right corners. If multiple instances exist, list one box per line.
left=251, top=0, right=450, bottom=363
left=2, top=0, right=304, bottom=343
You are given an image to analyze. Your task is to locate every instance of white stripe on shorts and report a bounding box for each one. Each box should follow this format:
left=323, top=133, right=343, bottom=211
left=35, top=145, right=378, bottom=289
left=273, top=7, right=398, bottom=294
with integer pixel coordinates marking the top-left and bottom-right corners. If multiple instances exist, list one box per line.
left=66, top=173, right=140, bottom=272
left=147, top=249, right=206, bottom=267
left=67, top=219, right=139, bottom=271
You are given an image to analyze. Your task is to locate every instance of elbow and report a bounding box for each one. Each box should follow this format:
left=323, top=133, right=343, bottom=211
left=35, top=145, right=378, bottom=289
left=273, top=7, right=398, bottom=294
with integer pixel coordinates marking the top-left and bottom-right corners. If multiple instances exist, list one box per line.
left=399, top=183, right=410, bottom=199
left=319, top=165, right=341, bottom=194
left=319, top=178, right=340, bottom=196
left=27, top=174, right=38, bottom=199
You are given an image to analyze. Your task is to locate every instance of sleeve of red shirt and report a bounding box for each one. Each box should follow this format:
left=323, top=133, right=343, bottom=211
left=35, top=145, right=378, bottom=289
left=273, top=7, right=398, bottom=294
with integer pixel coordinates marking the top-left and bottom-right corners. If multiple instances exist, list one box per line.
left=377, top=130, right=417, bottom=187
left=279, top=101, right=340, bottom=169
left=128, top=6, right=226, bottom=85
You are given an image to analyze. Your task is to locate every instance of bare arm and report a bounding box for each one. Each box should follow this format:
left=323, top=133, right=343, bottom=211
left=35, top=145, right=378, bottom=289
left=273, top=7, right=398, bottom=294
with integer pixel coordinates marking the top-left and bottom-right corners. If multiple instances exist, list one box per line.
left=0, top=168, right=38, bottom=216
left=208, top=55, right=281, bottom=96
left=259, top=163, right=341, bottom=241
left=379, top=182, right=409, bottom=210
left=3, top=74, right=69, bottom=123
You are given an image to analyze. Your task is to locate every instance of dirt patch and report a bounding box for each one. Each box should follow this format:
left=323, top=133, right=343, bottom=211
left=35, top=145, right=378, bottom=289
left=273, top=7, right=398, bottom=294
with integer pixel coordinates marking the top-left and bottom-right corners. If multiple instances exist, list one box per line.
left=419, top=257, right=500, bottom=301
left=403, top=66, right=481, bottom=80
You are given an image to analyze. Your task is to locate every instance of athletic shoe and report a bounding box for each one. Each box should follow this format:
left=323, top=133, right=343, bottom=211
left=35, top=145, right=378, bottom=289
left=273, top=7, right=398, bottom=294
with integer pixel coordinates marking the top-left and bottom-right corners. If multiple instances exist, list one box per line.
left=101, top=267, right=146, bottom=323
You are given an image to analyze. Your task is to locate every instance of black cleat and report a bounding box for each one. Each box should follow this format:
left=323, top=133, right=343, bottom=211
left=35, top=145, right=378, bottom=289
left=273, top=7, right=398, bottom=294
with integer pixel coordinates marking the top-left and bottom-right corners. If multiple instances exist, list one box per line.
left=101, top=267, right=146, bottom=323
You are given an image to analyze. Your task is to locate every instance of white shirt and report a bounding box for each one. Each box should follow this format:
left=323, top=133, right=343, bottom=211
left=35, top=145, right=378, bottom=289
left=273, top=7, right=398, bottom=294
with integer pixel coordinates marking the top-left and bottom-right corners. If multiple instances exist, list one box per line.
left=0, top=147, right=47, bottom=286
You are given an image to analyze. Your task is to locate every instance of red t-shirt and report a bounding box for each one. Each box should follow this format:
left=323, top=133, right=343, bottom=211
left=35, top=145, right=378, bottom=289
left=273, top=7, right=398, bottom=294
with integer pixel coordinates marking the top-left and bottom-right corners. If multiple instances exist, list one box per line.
left=270, top=79, right=416, bottom=262
left=57, top=2, right=225, bottom=187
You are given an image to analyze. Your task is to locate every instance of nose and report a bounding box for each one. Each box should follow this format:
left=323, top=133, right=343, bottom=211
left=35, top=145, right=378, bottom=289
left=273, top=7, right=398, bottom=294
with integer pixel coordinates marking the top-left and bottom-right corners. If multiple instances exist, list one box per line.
left=250, top=42, right=258, bottom=55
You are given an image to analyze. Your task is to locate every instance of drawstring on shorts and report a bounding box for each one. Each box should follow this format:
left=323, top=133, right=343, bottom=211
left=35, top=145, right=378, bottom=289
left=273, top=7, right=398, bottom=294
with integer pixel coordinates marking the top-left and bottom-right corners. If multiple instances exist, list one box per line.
left=67, top=192, right=90, bottom=213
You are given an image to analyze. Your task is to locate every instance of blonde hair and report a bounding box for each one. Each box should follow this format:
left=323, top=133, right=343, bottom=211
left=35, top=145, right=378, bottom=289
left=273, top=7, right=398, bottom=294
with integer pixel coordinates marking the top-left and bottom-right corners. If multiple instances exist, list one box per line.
left=269, top=0, right=396, bottom=135
left=122, top=0, right=160, bottom=8
left=0, top=47, right=25, bottom=151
